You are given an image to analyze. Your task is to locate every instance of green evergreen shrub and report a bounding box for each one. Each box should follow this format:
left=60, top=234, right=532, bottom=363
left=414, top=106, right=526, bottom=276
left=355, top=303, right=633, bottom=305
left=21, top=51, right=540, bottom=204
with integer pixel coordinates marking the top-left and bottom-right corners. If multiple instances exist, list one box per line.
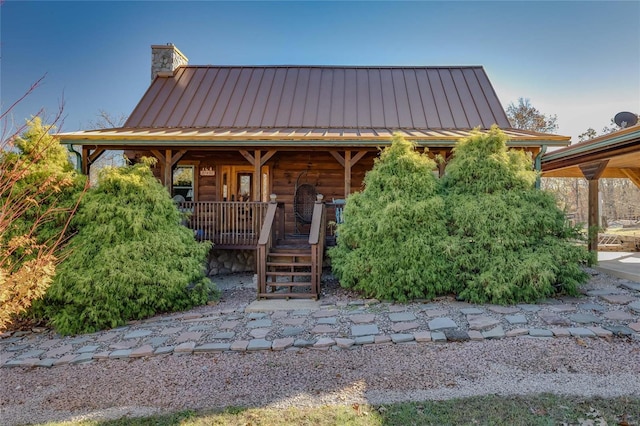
left=441, top=127, right=591, bottom=303
left=43, top=162, right=216, bottom=335
left=330, top=128, right=591, bottom=304
left=329, top=134, right=453, bottom=301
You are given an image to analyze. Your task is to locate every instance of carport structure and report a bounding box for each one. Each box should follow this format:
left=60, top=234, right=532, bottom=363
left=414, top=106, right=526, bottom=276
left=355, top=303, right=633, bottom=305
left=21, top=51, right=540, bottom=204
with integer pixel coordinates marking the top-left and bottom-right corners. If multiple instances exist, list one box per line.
left=542, top=124, right=640, bottom=251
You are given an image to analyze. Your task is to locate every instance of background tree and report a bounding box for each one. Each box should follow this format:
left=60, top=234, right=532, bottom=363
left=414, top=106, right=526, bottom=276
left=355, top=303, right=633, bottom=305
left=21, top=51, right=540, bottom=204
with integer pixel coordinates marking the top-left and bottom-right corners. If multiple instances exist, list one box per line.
left=506, top=97, right=558, bottom=134
left=0, top=79, right=85, bottom=330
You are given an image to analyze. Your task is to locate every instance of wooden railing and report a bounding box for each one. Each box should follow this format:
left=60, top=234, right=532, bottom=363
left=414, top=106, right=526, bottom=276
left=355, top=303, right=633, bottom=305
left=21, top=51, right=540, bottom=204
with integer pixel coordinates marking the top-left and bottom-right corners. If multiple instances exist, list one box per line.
left=308, top=199, right=327, bottom=296
left=257, top=201, right=285, bottom=294
left=179, top=201, right=269, bottom=248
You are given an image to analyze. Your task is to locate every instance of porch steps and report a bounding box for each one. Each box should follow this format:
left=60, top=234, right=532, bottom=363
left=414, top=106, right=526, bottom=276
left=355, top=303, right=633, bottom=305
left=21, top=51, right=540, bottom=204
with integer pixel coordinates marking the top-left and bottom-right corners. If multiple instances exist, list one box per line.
left=260, top=239, right=316, bottom=299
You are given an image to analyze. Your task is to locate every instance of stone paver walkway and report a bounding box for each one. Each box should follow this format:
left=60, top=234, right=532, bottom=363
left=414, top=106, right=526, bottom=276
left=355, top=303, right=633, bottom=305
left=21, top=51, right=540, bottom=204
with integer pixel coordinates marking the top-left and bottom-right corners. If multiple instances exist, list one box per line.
left=2, top=271, right=640, bottom=369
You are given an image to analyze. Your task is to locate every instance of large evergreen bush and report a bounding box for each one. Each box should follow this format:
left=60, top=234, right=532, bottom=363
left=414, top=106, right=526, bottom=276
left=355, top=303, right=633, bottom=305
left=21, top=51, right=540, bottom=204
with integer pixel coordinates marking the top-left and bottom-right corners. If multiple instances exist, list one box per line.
left=442, top=127, right=591, bottom=303
left=43, top=162, right=215, bottom=335
left=330, top=128, right=591, bottom=304
left=329, top=135, right=453, bottom=301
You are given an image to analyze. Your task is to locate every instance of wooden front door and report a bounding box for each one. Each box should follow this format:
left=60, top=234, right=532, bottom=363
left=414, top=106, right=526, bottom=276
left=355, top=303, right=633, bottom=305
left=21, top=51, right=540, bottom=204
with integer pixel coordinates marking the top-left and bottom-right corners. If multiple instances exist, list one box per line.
left=221, top=165, right=270, bottom=202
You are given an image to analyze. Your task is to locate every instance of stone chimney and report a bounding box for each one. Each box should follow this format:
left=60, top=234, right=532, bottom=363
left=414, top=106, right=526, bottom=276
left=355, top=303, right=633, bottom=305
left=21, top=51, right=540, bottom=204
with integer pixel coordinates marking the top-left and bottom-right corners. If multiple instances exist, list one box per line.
left=151, top=44, right=188, bottom=81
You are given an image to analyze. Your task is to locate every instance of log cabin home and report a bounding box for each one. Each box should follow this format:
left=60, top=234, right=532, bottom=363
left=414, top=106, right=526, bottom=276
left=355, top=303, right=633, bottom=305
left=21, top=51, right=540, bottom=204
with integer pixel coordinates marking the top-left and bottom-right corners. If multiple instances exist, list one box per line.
left=59, top=44, right=570, bottom=299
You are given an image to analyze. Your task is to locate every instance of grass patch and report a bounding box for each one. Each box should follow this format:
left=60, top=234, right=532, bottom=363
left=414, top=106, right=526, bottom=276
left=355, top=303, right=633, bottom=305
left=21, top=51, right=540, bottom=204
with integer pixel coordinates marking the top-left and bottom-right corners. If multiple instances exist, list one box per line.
left=42, top=394, right=639, bottom=426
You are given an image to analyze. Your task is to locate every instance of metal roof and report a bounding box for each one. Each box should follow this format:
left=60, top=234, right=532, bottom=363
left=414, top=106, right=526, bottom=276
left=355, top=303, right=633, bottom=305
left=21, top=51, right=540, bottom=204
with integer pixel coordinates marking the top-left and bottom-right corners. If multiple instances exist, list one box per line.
left=124, top=66, right=512, bottom=130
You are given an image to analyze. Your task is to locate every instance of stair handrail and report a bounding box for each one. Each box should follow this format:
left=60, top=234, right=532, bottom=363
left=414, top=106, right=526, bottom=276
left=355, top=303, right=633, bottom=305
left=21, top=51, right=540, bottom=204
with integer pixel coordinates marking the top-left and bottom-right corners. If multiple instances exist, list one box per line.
left=308, top=194, right=326, bottom=296
left=257, top=195, right=281, bottom=295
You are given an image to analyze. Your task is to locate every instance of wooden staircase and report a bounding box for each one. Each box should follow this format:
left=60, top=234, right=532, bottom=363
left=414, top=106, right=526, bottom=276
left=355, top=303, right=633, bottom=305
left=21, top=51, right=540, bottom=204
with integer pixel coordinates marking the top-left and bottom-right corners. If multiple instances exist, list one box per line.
left=261, top=239, right=315, bottom=298
left=257, top=199, right=325, bottom=300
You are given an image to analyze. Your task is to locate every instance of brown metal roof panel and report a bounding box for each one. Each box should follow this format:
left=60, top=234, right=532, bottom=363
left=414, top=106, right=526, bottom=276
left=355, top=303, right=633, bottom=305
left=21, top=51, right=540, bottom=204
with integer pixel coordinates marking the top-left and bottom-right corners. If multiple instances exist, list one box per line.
left=460, top=68, right=496, bottom=128
left=246, top=68, right=275, bottom=127
left=403, top=69, right=428, bottom=129
left=414, top=69, right=440, bottom=128
left=165, top=67, right=207, bottom=127
left=126, top=76, right=170, bottom=127
left=274, top=68, right=299, bottom=127
left=302, top=68, right=322, bottom=127
left=450, top=69, right=482, bottom=128
left=180, top=68, right=219, bottom=127
left=393, top=69, right=413, bottom=128
left=473, top=68, right=510, bottom=128
left=209, top=68, right=243, bottom=127
left=329, top=68, right=345, bottom=127
left=343, top=68, right=358, bottom=127
left=438, top=69, right=468, bottom=128
left=426, top=69, right=455, bottom=128
left=380, top=69, right=400, bottom=128
left=356, top=68, right=371, bottom=127
left=220, top=68, right=254, bottom=127
left=315, top=68, right=333, bottom=127
left=153, top=67, right=193, bottom=127
left=233, top=68, right=265, bottom=127
left=367, top=69, right=385, bottom=127
left=130, top=78, right=169, bottom=127
left=152, top=68, right=191, bottom=127
left=191, top=68, right=228, bottom=127
left=288, top=68, right=311, bottom=125
left=262, top=68, right=287, bottom=127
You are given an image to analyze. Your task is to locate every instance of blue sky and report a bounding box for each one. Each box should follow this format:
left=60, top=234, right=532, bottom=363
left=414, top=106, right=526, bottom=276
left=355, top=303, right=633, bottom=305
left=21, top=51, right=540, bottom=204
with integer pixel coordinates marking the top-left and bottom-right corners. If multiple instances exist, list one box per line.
left=2, top=1, right=639, bottom=142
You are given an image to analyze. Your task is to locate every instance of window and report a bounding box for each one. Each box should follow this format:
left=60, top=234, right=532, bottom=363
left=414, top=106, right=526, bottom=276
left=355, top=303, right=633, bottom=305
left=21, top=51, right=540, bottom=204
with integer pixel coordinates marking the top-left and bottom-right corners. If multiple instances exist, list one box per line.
left=172, top=165, right=194, bottom=201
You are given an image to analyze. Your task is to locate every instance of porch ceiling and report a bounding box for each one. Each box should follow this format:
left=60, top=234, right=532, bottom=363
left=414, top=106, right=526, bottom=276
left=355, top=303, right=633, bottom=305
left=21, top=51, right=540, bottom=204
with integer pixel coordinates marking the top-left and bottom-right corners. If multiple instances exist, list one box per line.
left=541, top=124, right=640, bottom=186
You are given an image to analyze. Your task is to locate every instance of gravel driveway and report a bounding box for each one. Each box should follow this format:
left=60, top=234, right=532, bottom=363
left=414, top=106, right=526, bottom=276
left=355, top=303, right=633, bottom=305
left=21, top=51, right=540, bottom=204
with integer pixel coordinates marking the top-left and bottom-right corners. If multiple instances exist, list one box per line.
left=2, top=271, right=640, bottom=425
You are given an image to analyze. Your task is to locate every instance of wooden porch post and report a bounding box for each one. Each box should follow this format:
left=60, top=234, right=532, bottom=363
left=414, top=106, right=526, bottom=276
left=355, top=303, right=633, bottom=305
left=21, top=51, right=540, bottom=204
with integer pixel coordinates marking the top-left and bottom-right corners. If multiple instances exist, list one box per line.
left=164, top=149, right=173, bottom=195
left=81, top=147, right=89, bottom=175
left=344, top=150, right=351, bottom=196
left=80, top=147, right=106, bottom=176
left=579, top=160, right=609, bottom=252
left=151, top=149, right=187, bottom=193
left=239, top=149, right=277, bottom=202
left=253, top=150, right=261, bottom=201
left=330, top=150, right=368, bottom=197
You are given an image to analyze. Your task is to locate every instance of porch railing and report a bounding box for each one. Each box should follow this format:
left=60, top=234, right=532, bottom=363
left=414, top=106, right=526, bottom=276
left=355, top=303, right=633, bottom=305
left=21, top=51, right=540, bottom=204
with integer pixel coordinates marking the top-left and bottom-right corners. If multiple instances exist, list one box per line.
left=308, top=200, right=326, bottom=296
left=179, top=201, right=269, bottom=248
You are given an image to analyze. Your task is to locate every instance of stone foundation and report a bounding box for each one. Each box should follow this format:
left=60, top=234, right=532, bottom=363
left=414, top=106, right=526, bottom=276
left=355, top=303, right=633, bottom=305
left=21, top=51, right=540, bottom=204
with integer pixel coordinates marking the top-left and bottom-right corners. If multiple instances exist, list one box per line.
left=207, top=249, right=255, bottom=276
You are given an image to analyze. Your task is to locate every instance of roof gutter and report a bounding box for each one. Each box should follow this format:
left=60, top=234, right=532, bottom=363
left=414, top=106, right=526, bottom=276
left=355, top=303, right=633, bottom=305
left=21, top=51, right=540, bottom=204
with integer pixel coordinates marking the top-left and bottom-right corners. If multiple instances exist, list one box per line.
left=66, top=144, right=82, bottom=172
left=57, top=138, right=569, bottom=148
left=534, top=145, right=547, bottom=189
left=542, top=126, right=640, bottom=162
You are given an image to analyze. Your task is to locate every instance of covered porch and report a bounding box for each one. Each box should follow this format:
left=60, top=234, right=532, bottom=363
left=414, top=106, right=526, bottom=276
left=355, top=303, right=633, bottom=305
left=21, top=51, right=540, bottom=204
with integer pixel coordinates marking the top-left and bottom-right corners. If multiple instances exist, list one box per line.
left=542, top=124, right=640, bottom=251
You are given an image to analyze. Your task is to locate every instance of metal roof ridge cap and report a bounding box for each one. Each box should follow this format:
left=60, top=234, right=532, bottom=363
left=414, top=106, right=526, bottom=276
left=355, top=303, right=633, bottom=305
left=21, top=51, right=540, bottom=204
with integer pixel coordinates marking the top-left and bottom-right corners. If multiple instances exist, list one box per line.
left=182, top=65, right=485, bottom=70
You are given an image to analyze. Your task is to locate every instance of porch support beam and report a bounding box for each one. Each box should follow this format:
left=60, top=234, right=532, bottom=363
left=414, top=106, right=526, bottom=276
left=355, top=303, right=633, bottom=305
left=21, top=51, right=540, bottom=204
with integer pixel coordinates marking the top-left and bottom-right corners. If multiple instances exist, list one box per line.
left=253, top=150, right=261, bottom=201
left=80, top=146, right=106, bottom=175
left=87, top=148, right=106, bottom=165
left=579, top=160, right=608, bottom=252
left=81, top=147, right=89, bottom=175
left=437, top=149, right=448, bottom=177
left=621, top=168, right=640, bottom=189
left=330, top=150, right=367, bottom=196
left=260, top=150, right=277, bottom=167
left=150, top=149, right=165, bottom=167
left=239, top=149, right=277, bottom=201
left=239, top=149, right=255, bottom=166
left=164, top=149, right=173, bottom=193
left=344, top=150, right=352, bottom=196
